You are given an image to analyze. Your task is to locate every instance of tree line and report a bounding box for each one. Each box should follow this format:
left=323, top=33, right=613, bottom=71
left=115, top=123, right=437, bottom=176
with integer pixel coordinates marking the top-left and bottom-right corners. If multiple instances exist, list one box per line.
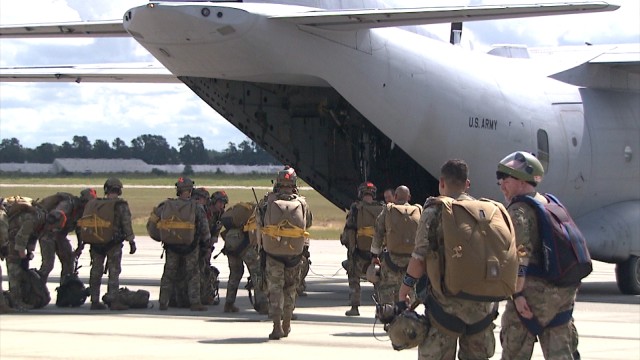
left=0, top=135, right=278, bottom=165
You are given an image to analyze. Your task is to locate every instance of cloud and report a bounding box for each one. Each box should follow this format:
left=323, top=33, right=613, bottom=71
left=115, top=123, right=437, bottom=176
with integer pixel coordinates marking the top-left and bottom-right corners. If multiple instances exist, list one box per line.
left=1, top=0, right=638, bottom=151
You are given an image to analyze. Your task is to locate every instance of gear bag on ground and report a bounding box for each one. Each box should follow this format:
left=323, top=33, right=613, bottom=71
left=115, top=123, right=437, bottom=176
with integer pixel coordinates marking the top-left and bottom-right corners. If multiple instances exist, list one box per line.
left=56, top=272, right=88, bottom=307
left=426, top=196, right=518, bottom=301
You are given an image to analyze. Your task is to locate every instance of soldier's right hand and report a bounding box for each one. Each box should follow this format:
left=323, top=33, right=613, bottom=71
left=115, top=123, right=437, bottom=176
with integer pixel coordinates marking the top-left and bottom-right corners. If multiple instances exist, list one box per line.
left=18, top=248, right=27, bottom=259
left=371, top=255, right=381, bottom=266
left=74, top=244, right=84, bottom=258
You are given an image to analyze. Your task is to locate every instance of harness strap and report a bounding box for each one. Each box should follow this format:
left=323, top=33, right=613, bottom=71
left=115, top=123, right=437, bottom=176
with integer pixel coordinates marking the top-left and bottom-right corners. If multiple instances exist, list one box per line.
left=516, top=306, right=574, bottom=337
left=357, top=226, right=375, bottom=238
left=427, top=294, right=498, bottom=336
left=383, top=251, right=408, bottom=273
left=261, top=219, right=309, bottom=238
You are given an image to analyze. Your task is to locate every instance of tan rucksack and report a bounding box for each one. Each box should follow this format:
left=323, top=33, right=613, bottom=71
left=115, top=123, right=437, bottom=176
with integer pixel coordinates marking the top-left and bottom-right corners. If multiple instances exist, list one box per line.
left=355, top=202, right=383, bottom=251
left=149, top=199, right=196, bottom=245
left=221, top=202, right=255, bottom=229
left=426, top=196, right=517, bottom=301
left=4, top=196, right=36, bottom=218
left=260, top=196, right=308, bottom=256
left=77, top=199, right=119, bottom=245
left=384, top=203, right=422, bottom=254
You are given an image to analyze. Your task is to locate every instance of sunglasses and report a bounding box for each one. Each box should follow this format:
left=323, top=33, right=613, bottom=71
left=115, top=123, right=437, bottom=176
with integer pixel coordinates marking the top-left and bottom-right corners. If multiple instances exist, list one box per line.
left=496, top=171, right=517, bottom=184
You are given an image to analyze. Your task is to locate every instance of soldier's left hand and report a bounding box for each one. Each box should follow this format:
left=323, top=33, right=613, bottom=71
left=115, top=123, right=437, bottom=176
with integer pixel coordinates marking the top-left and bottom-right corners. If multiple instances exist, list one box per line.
left=514, top=296, right=533, bottom=319
left=129, top=241, right=137, bottom=255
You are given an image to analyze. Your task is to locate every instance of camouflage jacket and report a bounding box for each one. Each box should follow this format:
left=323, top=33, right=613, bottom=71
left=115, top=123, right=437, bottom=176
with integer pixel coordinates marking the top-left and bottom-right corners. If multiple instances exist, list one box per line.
left=8, top=207, right=47, bottom=255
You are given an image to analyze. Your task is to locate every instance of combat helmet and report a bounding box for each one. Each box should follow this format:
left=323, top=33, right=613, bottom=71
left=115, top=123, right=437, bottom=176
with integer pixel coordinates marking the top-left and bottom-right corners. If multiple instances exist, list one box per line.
left=80, top=188, right=98, bottom=201
left=357, top=181, right=377, bottom=199
left=385, top=310, right=430, bottom=351
left=366, top=263, right=381, bottom=284
left=192, top=187, right=210, bottom=200
left=211, top=190, right=229, bottom=205
left=497, top=151, right=544, bottom=186
left=275, top=165, right=297, bottom=188
left=175, top=177, right=195, bottom=194
left=104, top=177, right=123, bottom=195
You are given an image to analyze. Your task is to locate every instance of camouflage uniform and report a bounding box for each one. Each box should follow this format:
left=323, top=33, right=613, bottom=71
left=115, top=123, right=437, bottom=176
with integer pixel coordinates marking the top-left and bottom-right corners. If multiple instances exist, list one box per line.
left=84, top=198, right=135, bottom=307
left=371, top=201, right=418, bottom=304
left=415, top=193, right=497, bottom=360
left=38, top=193, right=85, bottom=284
left=6, top=205, right=48, bottom=309
left=259, top=190, right=312, bottom=339
left=341, top=200, right=381, bottom=309
left=158, top=198, right=211, bottom=309
left=500, top=193, right=579, bottom=360
left=0, top=202, right=11, bottom=312
left=223, top=227, right=268, bottom=313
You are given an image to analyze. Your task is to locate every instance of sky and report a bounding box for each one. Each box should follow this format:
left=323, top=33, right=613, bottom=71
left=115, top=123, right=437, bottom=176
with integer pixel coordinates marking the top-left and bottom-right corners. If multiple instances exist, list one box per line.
left=0, top=0, right=638, bottom=151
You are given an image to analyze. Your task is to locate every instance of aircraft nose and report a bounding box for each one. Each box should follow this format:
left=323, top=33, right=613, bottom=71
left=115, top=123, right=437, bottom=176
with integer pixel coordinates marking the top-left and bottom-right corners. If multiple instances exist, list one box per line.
left=123, top=3, right=255, bottom=44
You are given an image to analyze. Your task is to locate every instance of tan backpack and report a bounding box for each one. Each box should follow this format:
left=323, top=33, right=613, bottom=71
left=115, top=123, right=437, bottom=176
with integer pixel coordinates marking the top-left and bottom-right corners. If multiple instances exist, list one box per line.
left=221, top=202, right=255, bottom=229
left=260, top=196, right=308, bottom=256
left=426, top=196, right=517, bottom=301
left=149, top=199, right=196, bottom=245
left=77, top=199, right=119, bottom=245
left=355, top=202, right=383, bottom=251
left=384, top=203, right=422, bottom=254
left=4, top=196, right=36, bottom=218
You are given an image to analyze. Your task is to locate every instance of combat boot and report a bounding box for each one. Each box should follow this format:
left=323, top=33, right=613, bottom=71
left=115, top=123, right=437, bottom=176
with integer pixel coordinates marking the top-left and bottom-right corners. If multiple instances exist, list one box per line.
left=109, top=302, right=130, bottom=311
left=224, top=302, right=239, bottom=313
left=269, top=313, right=284, bottom=340
left=159, top=303, right=168, bottom=311
left=345, top=306, right=360, bottom=316
left=190, top=303, right=208, bottom=311
left=90, top=302, right=107, bottom=310
left=282, top=314, right=292, bottom=337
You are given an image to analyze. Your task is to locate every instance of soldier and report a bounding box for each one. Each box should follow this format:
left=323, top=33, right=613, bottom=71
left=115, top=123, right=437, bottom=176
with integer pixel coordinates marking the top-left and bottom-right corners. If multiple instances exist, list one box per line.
left=220, top=201, right=268, bottom=314
left=383, top=188, right=395, bottom=204
left=0, top=198, right=14, bottom=313
left=371, top=185, right=421, bottom=304
left=37, top=188, right=96, bottom=283
left=257, top=165, right=312, bottom=340
left=340, top=181, right=383, bottom=316
left=190, top=187, right=221, bottom=305
left=76, top=179, right=136, bottom=310
left=4, top=196, right=49, bottom=311
left=152, top=177, right=211, bottom=311
left=497, top=151, right=582, bottom=360
left=398, top=159, right=497, bottom=359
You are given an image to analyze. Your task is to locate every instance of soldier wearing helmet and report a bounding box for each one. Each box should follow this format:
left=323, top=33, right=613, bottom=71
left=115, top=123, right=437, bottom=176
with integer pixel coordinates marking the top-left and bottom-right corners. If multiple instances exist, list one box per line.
left=38, top=189, right=96, bottom=284
left=399, top=159, right=497, bottom=359
left=0, top=199, right=14, bottom=313
left=371, top=185, right=421, bottom=305
left=340, top=181, right=383, bottom=316
left=257, top=165, right=313, bottom=340
left=151, top=177, right=211, bottom=311
left=497, top=151, right=581, bottom=360
left=76, top=179, right=135, bottom=310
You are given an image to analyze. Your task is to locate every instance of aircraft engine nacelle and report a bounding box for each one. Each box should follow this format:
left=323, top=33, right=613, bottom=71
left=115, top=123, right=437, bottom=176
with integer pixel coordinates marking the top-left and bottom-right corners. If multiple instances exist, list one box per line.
left=576, top=200, right=640, bottom=263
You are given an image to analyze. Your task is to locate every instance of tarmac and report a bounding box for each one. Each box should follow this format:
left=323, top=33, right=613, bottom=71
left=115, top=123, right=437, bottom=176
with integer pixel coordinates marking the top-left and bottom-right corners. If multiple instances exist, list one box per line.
left=0, top=237, right=638, bottom=360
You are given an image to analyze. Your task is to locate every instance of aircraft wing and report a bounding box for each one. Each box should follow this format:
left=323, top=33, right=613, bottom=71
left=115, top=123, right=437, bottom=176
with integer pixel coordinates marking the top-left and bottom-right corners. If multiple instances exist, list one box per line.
left=0, top=2, right=619, bottom=36
left=0, top=63, right=179, bottom=83
left=269, top=2, right=619, bottom=30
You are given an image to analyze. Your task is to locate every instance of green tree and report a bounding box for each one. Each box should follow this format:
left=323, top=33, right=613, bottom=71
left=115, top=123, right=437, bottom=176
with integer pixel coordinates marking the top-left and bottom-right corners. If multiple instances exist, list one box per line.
left=112, top=137, right=131, bottom=159
left=0, top=138, right=26, bottom=163
left=178, top=135, right=208, bottom=165
left=32, top=142, right=59, bottom=162
left=131, top=134, right=177, bottom=164
left=92, top=139, right=113, bottom=158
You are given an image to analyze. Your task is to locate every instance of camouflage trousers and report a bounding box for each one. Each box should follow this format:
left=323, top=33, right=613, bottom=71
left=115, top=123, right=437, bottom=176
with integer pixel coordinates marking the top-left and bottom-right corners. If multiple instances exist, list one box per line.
left=6, top=260, right=26, bottom=307
left=89, top=244, right=123, bottom=303
left=226, top=245, right=267, bottom=308
left=378, top=252, right=413, bottom=304
left=160, top=247, right=201, bottom=307
left=0, top=264, right=6, bottom=306
left=418, top=322, right=496, bottom=360
left=500, top=279, right=579, bottom=360
left=346, top=250, right=371, bottom=306
left=38, top=232, right=75, bottom=284
left=297, top=254, right=310, bottom=294
left=265, top=254, right=301, bottom=319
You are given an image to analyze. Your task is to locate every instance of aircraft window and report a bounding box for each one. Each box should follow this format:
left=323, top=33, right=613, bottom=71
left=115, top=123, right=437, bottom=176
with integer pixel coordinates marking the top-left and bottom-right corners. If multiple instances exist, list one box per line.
left=537, top=129, right=549, bottom=172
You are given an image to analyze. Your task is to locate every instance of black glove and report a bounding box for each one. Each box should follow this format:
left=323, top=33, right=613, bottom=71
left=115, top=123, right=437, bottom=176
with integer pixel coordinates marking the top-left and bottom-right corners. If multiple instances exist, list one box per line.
left=129, top=241, right=137, bottom=255
left=302, top=245, right=310, bottom=259
left=0, top=245, right=8, bottom=260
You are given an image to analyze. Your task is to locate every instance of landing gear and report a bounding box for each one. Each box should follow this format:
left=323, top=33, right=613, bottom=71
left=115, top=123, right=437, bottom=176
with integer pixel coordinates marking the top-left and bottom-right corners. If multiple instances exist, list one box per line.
left=615, top=255, right=640, bottom=295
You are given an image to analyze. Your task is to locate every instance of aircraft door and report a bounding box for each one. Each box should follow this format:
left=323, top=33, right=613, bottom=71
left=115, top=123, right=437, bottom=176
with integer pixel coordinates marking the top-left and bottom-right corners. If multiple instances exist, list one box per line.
left=558, top=109, right=592, bottom=209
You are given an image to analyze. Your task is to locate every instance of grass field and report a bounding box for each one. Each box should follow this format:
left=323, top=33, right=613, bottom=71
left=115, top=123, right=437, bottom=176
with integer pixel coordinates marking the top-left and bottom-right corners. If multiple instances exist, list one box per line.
left=0, top=174, right=346, bottom=239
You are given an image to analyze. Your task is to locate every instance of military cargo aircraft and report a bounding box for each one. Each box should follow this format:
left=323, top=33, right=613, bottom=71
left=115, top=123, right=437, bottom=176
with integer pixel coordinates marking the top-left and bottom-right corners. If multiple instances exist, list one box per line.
left=1, top=1, right=638, bottom=294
